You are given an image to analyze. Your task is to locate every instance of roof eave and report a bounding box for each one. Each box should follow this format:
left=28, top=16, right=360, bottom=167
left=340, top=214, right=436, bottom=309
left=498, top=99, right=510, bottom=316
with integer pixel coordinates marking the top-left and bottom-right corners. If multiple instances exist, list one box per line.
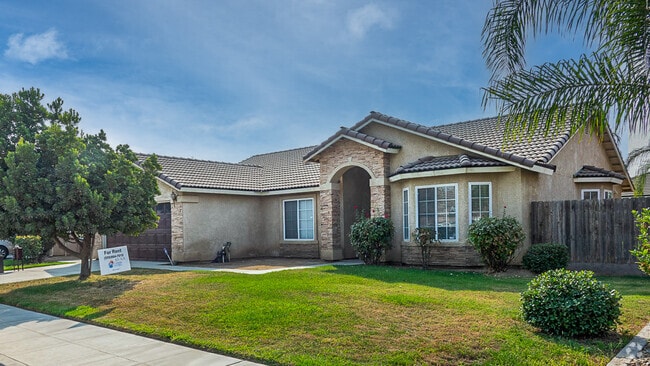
left=573, top=177, right=624, bottom=185
left=367, top=117, right=556, bottom=175
left=304, top=132, right=400, bottom=163
left=389, top=166, right=517, bottom=182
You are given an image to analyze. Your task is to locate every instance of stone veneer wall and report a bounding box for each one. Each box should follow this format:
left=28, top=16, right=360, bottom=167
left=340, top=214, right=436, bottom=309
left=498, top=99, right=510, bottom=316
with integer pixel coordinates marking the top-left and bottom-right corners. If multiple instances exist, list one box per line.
left=170, top=201, right=184, bottom=262
left=316, top=138, right=392, bottom=260
left=401, top=243, right=483, bottom=267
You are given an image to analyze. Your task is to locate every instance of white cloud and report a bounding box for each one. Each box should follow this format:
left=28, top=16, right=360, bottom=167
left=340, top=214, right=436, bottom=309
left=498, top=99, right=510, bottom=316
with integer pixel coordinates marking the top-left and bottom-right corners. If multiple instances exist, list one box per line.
left=346, top=4, right=394, bottom=39
left=4, top=28, right=68, bottom=64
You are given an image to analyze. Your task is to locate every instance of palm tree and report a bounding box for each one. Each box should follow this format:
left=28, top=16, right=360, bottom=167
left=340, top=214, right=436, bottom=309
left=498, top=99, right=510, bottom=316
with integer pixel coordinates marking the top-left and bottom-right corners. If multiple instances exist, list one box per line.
left=627, top=144, right=650, bottom=195
left=482, top=0, right=650, bottom=139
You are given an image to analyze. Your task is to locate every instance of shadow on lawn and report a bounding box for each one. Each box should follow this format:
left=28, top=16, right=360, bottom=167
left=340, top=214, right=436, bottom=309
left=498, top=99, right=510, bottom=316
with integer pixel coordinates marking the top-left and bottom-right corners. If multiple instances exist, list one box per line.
left=0, top=275, right=139, bottom=322
left=324, top=264, right=532, bottom=293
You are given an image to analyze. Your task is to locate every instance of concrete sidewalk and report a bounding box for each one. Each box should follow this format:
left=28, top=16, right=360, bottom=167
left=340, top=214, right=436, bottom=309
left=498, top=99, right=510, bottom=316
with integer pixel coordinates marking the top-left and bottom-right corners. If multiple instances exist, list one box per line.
left=0, top=304, right=263, bottom=366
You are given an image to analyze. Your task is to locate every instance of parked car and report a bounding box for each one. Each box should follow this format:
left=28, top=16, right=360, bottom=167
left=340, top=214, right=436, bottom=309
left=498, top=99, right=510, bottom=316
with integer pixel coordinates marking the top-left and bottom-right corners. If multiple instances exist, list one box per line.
left=0, top=240, right=14, bottom=259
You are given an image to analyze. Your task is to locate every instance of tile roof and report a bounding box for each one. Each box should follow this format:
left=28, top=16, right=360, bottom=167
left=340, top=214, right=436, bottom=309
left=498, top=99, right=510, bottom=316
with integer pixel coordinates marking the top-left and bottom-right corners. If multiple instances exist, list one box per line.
left=138, top=146, right=320, bottom=192
left=349, top=111, right=566, bottom=170
left=140, top=111, right=631, bottom=194
left=391, top=154, right=508, bottom=177
left=138, top=154, right=262, bottom=191
left=239, top=146, right=321, bottom=191
left=432, top=115, right=569, bottom=165
left=303, top=127, right=401, bottom=160
left=574, top=165, right=626, bottom=180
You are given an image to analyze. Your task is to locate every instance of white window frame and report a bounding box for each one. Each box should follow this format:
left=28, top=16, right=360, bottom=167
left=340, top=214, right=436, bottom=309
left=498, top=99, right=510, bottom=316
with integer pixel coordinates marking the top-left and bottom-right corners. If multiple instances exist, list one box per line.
left=415, top=184, right=458, bottom=242
left=604, top=190, right=613, bottom=199
left=468, top=182, right=492, bottom=223
left=403, top=188, right=410, bottom=241
left=283, top=198, right=315, bottom=240
left=581, top=189, right=600, bottom=200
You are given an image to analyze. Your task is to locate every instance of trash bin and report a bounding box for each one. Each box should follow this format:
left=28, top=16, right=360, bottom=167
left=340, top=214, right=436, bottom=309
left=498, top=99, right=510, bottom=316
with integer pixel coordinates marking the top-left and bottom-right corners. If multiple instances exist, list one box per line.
left=0, top=257, right=3, bottom=274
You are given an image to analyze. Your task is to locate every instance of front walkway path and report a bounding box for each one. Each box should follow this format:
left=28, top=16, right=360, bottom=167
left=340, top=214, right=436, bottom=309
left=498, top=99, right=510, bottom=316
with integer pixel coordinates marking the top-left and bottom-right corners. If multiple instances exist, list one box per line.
left=0, top=258, right=362, bottom=284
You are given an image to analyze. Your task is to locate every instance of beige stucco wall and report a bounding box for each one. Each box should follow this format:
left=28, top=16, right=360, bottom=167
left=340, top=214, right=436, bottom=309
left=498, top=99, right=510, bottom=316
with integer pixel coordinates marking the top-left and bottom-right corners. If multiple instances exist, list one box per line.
left=388, top=168, right=524, bottom=265
left=259, top=192, right=321, bottom=259
left=371, top=126, right=625, bottom=266
left=524, top=133, right=621, bottom=202
left=148, top=121, right=626, bottom=266
left=360, top=123, right=467, bottom=171
left=159, top=182, right=320, bottom=262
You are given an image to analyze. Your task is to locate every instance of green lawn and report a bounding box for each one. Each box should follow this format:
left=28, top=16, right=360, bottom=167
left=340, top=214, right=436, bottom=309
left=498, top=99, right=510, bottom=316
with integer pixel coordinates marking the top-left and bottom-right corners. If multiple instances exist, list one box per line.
left=2, top=259, right=68, bottom=271
left=0, top=265, right=648, bottom=365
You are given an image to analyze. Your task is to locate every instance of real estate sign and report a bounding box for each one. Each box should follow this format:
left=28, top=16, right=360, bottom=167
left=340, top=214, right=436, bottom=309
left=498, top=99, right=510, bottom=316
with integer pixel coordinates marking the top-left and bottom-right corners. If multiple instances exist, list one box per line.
left=97, top=246, right=131, bottom=275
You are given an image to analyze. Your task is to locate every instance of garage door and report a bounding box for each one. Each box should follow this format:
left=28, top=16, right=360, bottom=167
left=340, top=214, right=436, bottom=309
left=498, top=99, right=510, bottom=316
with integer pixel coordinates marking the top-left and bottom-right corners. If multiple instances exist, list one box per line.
left=106, top=203, right=172, bottom=261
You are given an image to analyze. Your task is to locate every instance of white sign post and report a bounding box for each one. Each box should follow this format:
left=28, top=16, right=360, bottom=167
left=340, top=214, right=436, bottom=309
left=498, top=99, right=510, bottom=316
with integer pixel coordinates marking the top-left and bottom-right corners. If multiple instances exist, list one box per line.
left=97, top=246, right=132, bottom=275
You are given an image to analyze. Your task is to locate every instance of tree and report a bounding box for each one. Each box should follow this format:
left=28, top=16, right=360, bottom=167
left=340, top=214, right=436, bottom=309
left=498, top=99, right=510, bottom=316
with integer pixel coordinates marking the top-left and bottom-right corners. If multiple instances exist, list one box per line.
left=482, top=0, right=650, bottom=139
left=626, top=145, right=650, bottom=196
left=0, top=89, right=161, bottom=280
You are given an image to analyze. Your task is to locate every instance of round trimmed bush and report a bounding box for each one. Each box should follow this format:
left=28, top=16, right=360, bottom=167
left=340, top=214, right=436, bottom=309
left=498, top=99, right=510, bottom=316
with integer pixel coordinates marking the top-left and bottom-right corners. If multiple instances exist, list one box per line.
left=468, top=215, right=525, bottom=272
left=350, top=215, right=393, bottom=265
left=521, top=269, right=621, bottom=337
left=522, top=243, right=569, bottom=274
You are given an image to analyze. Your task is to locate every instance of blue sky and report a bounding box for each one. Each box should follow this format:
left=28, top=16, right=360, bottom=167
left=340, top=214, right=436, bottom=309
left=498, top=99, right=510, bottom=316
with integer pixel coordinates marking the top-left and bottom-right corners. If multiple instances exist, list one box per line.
left=0, top=1, right=591, bottom=162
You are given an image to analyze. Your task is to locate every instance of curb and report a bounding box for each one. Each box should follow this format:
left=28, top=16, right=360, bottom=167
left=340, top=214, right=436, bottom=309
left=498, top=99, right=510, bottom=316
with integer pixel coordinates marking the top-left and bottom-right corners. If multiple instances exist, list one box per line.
left=608, top=323, right=650, bottom=366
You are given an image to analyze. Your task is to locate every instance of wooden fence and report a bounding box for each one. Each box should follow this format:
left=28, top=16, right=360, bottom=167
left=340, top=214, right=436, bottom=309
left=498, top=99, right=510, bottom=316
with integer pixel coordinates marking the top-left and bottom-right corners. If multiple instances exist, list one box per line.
left=530, top=197, right=650, bottom=273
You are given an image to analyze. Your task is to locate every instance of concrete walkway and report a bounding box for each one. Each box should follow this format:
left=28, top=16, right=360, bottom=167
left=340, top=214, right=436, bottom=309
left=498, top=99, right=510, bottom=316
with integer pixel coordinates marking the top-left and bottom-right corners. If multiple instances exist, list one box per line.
left=0, top=304, right=263, bottom=366
left=0, top=258, right=362, bottom=284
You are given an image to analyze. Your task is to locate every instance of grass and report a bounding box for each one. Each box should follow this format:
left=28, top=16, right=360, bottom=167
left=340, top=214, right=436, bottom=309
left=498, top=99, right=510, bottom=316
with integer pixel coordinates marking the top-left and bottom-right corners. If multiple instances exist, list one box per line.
left=0, top=265, right=648, bottom=365
left=2, top=259, right=68, bottom=271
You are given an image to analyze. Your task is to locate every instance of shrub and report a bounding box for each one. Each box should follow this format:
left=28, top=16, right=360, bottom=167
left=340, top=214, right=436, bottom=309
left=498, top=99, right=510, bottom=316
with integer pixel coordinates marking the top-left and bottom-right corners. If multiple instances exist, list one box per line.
left=522, top=243, right=569, bottom=274
left=468, top=215, right=525, bottom=272
left=13, top=235, right=43, bottom=263
left=632, top=208, right=650, bottom=275
left=350, top=214, right=393, bottom=265
left=412, top=227, right=439, bottom=269
left=521, top=269, right=621, bottom=337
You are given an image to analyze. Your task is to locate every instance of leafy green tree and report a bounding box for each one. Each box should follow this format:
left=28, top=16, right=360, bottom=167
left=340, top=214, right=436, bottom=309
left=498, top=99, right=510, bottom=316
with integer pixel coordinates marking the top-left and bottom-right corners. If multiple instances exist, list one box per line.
left=0, top=89, right=161, bottom=280
left=0, top=88, right=47, bottom=162
left=482, top=1, right=650, bottom=138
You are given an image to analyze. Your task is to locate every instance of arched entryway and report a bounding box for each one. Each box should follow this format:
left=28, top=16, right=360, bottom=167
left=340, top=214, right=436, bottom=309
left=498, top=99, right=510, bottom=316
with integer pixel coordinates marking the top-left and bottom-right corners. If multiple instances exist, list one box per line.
left=341, top=167, right=371, bottom=258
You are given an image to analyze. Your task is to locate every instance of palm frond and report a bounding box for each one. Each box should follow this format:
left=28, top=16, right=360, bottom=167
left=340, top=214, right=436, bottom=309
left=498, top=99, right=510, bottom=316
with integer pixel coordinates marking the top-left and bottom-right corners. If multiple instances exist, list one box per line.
left=482, top=0, right=602, bottom=79
left=482, top=52, right=650, bottom=138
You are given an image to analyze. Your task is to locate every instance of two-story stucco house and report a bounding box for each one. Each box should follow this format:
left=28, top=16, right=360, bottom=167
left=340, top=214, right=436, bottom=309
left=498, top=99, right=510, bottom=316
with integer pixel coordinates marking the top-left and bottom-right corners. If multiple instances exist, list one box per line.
left=126, top=111, right=631, bottom=266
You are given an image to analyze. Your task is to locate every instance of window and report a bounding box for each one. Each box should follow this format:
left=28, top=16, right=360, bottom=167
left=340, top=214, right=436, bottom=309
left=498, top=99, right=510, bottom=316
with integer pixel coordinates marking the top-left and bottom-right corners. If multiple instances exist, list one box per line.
left=403, top=189, right=410, bottom=241
left=469, top=182, right=492, bottom=222
left=581, top=189, right=600, bottom=200
left=283, top=199, right=314, bottom=240
left=604, top=190, right=613, bottom=199
left=416, top=184, right=457, bottom=241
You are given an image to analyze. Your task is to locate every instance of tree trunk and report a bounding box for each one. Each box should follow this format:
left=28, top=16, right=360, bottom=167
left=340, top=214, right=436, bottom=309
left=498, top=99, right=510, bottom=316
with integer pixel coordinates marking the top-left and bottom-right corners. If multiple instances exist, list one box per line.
left=78, top=233, right=95, bottom=281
